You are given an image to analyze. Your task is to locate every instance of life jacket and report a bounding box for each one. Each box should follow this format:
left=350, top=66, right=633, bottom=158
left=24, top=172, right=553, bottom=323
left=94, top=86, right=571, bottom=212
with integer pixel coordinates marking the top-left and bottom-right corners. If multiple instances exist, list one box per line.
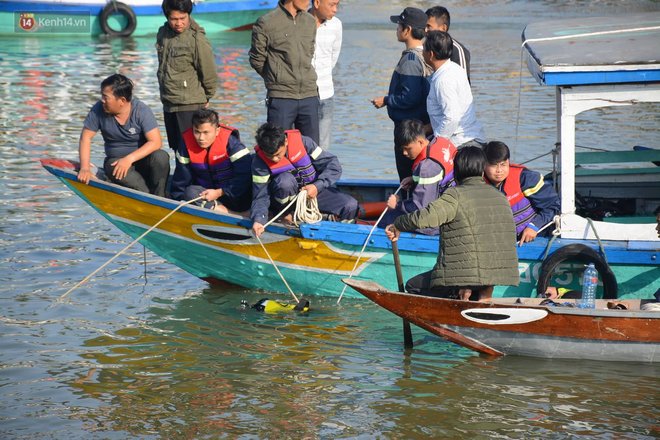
left=412, top=136, right=457, bottom=194
left=255, top=130, right=317, bottom=186
left=182, top=124, right=238, bottom=189
left=486, top=164, right=537, bottom=235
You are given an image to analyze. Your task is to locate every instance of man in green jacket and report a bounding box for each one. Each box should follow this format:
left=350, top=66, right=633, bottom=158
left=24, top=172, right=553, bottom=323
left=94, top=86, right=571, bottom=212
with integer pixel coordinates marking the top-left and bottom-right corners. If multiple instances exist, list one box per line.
left=156, top=0, right=218, bottom=151
left=386, top=146, right=519, bottom=301
left=249, top=0, right=320, bottom=144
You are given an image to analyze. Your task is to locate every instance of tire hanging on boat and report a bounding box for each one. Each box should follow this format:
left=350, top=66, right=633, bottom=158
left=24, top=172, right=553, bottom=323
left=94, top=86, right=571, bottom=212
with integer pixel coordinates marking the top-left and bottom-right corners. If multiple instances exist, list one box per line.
left=99, top=2, right=137, bottom=37
left=536, top=243, right=618, bottom=299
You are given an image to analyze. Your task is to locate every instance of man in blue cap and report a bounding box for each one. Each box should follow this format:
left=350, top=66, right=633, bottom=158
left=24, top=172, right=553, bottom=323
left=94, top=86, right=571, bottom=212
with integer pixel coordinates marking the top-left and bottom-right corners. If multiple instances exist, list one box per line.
left=370, top=7, right=433, bottom=181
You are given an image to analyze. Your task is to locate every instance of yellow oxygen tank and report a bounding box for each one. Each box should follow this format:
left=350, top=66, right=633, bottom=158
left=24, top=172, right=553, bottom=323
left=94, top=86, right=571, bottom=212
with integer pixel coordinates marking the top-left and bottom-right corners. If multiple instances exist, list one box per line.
left=245, top=298, right=310, bottom=314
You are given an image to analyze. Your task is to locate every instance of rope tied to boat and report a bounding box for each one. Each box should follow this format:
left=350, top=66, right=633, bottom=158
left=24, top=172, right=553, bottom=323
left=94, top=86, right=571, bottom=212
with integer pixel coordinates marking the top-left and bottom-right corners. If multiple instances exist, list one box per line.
left=253, top=189, right=322, bottom=304
left=540, top=213, right=608, bottom=265
left=58, top=196, right=204, bottom=301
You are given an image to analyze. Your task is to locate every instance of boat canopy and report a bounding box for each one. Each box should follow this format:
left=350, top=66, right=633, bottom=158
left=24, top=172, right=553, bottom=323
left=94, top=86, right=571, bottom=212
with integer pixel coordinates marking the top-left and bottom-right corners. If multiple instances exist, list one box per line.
left=522, top=12, right=660, bottom=241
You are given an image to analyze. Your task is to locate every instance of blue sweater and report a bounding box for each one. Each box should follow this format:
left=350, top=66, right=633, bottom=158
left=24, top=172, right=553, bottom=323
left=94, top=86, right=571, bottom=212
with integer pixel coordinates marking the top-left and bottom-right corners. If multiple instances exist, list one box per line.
left=385, top=47, right=430, bottom=125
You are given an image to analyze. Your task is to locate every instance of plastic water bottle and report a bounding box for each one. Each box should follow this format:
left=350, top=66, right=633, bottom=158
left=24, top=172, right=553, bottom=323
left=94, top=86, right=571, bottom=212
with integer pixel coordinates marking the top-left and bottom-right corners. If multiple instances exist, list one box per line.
left=580, top=263, right=598, bottom=309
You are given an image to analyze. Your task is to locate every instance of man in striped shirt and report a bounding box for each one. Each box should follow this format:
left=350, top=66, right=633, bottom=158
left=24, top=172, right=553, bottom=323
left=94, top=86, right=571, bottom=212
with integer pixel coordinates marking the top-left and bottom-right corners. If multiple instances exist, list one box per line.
left=425, top=6, right=471, bottom=82
left=310, top=0, right=342, bottom=151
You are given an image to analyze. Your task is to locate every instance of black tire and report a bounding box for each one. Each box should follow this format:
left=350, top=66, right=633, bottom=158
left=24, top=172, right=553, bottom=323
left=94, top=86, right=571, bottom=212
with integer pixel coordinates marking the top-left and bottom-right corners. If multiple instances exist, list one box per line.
left=99, top=2, right=137, bottom=37
left=537, top=243, right=618, bottom=299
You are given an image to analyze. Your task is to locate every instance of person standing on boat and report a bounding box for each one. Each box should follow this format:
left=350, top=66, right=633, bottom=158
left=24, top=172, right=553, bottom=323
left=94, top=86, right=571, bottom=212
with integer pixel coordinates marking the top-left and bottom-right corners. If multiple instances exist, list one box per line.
left=170, top=109, right=252, bottom=213
left=309, top=0, right=342, bottom=150
left=156, top=0, right=218, bottom=151
left=378, top=119, right=457, bottom=235
left=425, top=6, right=471, bottom=83
left=483, top=141, right=560, bottom=246
left=78, top=74, right=170, bottom=197
left=370, top=7, right=433, bottom=181
left=249, top=0, right=320, bottom=144
left=386, top=146, right=519, bottom=301
left=424, top=31, right=486, bottom=148
left=250, top=123, right=359, bottom=237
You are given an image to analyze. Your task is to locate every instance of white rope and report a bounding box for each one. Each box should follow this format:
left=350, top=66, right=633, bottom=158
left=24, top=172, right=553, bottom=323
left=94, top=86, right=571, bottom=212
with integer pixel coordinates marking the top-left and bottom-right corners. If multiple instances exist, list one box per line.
left=59, top=196, right=203, bottom=300
left=292, top=191, right=323, bottom=226
left=262, top=189, right=322, bottom=228
left=536, top=214, right=563, bottom=237
left=514, top=24, right=660, bottom=161
left=521, top=26, right=660, bottom=49
left=253, top=189, right=322, bottom=303
left=337, top=185, right=403, bottom=304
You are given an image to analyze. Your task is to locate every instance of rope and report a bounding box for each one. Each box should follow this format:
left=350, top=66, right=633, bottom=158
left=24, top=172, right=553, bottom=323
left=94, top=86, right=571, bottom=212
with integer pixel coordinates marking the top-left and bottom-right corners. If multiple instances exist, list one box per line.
left=254, top=189, right=321, bottom=303
left=585, top=217, right=608, bottom=265
left=521, top=26, right=660, bottom=49
left=337, top=185, right=403, bottom=304
left=262, top=189, right=321, bottom=228
left=538, top=214, right=608, bottom=265
left=254, top=234, right=299, bottom=303
left=59, top=196, right=203, bottom=300
left=513, top=25, right=660, bottom=161
left=292, top=191, right=322, bottom=226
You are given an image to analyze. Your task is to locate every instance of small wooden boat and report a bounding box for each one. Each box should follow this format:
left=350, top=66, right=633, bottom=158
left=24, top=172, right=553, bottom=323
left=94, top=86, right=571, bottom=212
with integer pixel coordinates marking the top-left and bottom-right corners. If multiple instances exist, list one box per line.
left=343, top=279, right=660, bottom=362
left=1, top=0, right=273, bottom=37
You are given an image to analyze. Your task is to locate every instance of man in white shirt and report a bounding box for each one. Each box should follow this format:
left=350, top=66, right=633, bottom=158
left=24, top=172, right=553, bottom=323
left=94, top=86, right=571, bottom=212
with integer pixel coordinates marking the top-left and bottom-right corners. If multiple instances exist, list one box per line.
left=424, top=31, right=486, bottom=148
left=309, top=0, right=342, bottom=150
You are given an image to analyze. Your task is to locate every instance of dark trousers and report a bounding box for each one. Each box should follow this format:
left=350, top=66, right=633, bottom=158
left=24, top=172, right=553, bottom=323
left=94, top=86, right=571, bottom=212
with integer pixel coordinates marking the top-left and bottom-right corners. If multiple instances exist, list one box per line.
left=393, top=124, right=414, bottom=181
left=269, top=173, right=358, bottom=220
left=267, top=97, right=320, bottom=144
left=164, top=109, right=199, bottom=151
left=184, top=185, right=248, bottom=212
left=406, top=270, right=484, bottom=300
left=104, top=150, right=170, bottom=197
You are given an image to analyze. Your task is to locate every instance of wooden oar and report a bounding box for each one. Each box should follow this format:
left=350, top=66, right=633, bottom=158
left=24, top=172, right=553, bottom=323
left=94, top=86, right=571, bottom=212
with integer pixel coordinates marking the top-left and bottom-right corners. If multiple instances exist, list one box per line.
left=59, top=196, right=203, bottom=300
left=392, top=241, right=413, bottom=349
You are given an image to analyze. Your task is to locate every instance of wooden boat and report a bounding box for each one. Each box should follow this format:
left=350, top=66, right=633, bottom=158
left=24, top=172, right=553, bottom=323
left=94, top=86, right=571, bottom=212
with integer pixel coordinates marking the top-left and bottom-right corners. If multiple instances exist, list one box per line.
left=342, top=279, right=660, bottom=362
left=1, top=0, right=273, bottom=37
left=39, top=13, right=659, bottom=300
left=40, top=158, right=659, bottom=300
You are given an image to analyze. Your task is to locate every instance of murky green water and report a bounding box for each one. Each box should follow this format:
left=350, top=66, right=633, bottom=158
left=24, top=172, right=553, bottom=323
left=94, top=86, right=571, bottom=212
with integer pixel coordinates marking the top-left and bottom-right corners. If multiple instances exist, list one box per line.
left=1, top=1, right=659, bottom=438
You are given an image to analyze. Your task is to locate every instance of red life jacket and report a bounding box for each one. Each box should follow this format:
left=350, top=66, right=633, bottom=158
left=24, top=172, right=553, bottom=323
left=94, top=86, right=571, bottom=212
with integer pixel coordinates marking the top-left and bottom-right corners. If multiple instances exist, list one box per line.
left=182, top=124, right=237, bottom=188
left=412, top=136, right=457, bottom=191
left=255, top=130, right=317, bottom=185
left=485, top=164, right=536, bottom=234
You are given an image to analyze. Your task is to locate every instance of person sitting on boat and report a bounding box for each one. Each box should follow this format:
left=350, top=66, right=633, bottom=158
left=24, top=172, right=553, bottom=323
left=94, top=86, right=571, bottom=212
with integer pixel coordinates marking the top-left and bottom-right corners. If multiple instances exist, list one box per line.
left=78, top=74, right=170, bottom=197
left=378, top=119, right=457, bottom=235
left=386, top=146, right=519, bottom=301
left=483, top=141, right=560, bottom=246
left=250, top=122, right=359, bottom=237
left=170, top=108, right=252, bottom=213
left=423, top=31, right=486, bottom=148
left=156, top=0, right=218, bottom=151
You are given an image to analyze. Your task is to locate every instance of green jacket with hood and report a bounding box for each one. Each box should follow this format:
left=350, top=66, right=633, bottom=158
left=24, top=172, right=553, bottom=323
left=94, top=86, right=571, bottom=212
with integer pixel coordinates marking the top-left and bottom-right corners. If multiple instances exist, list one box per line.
left=156, top=17, right=218, bottom=112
